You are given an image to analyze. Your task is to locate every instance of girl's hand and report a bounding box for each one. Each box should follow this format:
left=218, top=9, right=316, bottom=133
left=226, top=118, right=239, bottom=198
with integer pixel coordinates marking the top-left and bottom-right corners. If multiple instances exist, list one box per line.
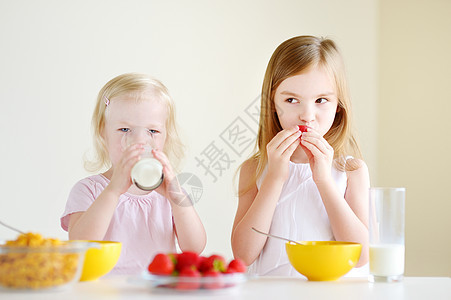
left=152, top=149, right=192, bottom=207
left=108, top=144, right=144, bottom=196
left=300, top=129, right=334, bottom=185
left=266, top=126, right=301, bottom=182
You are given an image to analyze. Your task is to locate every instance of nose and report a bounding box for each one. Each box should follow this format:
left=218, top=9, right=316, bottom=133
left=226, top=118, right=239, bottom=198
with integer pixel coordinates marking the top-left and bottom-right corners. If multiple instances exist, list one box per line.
left=129, top=128, right=151, bottom=145
left=298, top=102, right=315, bottom=124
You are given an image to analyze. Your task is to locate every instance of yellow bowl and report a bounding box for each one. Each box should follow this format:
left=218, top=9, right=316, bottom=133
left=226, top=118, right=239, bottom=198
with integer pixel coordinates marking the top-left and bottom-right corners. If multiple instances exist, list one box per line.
left=79, top=241, right=122, bottom=281
left=286, top=241, right=362, bottom=281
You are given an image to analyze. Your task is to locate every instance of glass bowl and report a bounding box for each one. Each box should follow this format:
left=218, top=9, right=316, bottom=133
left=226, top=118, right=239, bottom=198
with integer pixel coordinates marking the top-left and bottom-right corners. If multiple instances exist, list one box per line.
left=141, top=271, right=247, bottom=291
left=0, top=241, right=95, bottom=291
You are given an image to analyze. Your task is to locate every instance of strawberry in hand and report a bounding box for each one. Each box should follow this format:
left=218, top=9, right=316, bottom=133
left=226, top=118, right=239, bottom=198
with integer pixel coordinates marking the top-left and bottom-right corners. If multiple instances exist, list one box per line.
left=298, top=125, right=310, bottom=140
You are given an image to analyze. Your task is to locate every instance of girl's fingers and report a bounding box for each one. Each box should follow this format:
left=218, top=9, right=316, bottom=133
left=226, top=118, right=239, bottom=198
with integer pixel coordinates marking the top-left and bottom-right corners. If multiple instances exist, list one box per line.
left=300, top=142, right=314, bottom=160
left=281, top=136, right=301, bottom=158
left=152, top=149, right=175, bottom=180
left=300, top=139, right=323, bottom=157
left=268, top=126, right=299, bottom=146
left=123, top=146, right=144, bottom=167
left=152, top=149, right=170, bottom=168
left=301, top=131, right=332, bottom=154
left=301, top=136, right=328, bottom=155
left=269, top=127, right=301, bottom=154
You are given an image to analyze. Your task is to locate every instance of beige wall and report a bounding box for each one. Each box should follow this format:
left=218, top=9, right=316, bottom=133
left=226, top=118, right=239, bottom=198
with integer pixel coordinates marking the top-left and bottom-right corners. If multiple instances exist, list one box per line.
left=0, top=0, right=378, bottom=260
left=0, top=0, right=448, bottom=276
left=379, top=0, right=451, bottom=276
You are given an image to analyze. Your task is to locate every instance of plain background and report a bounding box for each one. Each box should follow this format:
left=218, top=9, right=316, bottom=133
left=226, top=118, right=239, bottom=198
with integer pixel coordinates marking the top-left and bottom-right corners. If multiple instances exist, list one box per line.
left=0, top=0, right=449, bottom=276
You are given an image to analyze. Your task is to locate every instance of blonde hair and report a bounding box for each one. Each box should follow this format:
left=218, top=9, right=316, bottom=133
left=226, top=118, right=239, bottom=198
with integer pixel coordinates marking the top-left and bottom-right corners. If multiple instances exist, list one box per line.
left=241, top=36, right=362, bottom=194
left=84, top=73, right=184, bottom=173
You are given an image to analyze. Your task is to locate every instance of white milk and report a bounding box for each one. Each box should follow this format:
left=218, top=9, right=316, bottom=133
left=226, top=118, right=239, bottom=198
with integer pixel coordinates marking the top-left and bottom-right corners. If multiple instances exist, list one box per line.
left=369, top=244, right=405, bottom=276
left=131, top=157, right=163, bottom=189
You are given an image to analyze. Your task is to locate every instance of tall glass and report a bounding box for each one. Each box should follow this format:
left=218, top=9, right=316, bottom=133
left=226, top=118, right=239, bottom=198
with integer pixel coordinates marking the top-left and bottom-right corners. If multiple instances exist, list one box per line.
left=369, top=187, right=405, bottom=283
left=122, top=128, right=164, bottom=191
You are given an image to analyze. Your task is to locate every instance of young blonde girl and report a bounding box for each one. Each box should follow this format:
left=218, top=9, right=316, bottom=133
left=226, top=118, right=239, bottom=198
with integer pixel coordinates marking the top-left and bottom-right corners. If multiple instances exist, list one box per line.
left=61, top=73, right=206, bottom=274
left=231, top=36, right=370, bottom=277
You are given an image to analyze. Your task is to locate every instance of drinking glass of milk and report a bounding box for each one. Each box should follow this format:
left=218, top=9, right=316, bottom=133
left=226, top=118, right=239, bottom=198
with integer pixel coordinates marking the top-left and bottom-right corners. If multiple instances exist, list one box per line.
left=121, top=127, right=164, bottom=191
left=369, top=187, right=405, bottom=283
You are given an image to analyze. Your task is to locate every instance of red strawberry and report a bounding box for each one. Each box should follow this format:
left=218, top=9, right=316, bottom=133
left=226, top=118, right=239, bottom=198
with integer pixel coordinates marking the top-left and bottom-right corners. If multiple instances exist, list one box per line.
left=199, top=254, right=226, bottom=273
left=175, top=251, right=200, bottom=271
left=227, top=259, right=247, bottom=273
left=176, top=267, right=201, bottom=290
left=202, top=270, right=224, bottom=289
left=298, top=125, right=309, bottom=132
left=147, top=253, right=174, bottom=275
left=198, top=255, right=208, bottom=269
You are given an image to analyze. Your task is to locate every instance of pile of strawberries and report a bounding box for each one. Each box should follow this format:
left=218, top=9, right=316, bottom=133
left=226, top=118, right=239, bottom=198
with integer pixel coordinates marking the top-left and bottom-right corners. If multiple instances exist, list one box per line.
left=147, top=251, right=246, bottom=290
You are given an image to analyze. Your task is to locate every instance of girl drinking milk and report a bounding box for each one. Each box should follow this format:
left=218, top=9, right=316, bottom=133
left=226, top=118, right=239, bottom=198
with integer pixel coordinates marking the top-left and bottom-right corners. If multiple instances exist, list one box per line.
left=61, top=73, right=206, bottom=274
left=231, top=36, right=369, bottom=276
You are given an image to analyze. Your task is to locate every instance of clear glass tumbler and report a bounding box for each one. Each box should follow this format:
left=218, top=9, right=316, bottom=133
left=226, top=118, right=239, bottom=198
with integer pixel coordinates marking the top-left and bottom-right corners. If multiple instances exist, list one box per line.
left=369, top=187, right=405, bottom=283
left=121, top=128, right=164, bottom=191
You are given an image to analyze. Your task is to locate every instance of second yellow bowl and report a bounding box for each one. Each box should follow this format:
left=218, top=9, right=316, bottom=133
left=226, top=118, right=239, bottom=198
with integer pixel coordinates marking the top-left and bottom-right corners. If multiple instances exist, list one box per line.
left=79, top=241, right=122, bottom=281
left=286, top=241, right=362, bottom=281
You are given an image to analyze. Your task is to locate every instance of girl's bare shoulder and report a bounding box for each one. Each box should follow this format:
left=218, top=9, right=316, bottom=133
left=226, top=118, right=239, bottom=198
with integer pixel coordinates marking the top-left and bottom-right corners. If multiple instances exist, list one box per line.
left=238, top=157, right=259, bottom=197
left=345, top=158, right=369, bottom=182
left=240, top=157, right=258, bottom=176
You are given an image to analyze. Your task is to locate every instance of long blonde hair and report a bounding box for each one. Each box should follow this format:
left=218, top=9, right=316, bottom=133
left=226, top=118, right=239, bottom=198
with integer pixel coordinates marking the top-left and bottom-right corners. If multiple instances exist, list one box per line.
left=242, top=36, right=362, bottom=194
left=84, top=73, right=184, bottom=172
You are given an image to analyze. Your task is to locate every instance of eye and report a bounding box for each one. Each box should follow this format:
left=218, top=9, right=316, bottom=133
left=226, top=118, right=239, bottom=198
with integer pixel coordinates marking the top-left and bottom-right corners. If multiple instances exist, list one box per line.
left=119, top=128, right=130, bottom=132
left=148, top=129, right=159, bottom=134
left=316, top=98, right=328, bottom=104
left=286, top=98, right=299, bottom=104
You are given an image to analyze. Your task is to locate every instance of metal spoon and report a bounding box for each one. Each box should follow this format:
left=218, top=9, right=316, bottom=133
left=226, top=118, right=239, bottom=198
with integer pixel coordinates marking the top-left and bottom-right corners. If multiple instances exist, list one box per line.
left=252, top=227, right=304, bottom=246
left=0, top=220, right=25, bottom=235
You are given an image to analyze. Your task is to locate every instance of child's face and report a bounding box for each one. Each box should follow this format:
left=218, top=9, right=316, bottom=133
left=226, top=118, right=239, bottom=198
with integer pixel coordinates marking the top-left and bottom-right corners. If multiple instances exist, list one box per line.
left=274, top=65, right=338, bottom=136
left=102, top=91, right=168, bottom=167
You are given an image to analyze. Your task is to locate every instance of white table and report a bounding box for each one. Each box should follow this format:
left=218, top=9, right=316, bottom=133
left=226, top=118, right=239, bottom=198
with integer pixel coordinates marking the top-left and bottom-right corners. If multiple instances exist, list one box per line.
left=1, top=276, right=450, bottom=300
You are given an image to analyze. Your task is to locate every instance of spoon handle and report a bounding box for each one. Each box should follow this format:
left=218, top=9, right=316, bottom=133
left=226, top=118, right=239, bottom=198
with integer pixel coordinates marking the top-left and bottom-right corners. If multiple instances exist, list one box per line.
left=251, top=227, right=302, bottom=245
left=0, top=220, right=25, bottom=235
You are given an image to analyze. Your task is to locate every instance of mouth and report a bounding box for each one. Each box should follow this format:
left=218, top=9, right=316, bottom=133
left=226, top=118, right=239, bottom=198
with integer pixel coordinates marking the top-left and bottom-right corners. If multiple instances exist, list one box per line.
left=298, top=125, right=310, bottom=132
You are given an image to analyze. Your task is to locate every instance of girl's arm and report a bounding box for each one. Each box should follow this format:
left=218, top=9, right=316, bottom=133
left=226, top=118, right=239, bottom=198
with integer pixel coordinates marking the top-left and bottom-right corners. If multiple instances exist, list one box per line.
left=314, top=159, right=370, bottom=267
left=68, top=144, right=143, bottom=240
left=153, top=149, right=206, bottom=254
left=318, top=160, right=370, bottom=267
left=301, top=132, right=369, bottom=267
left=170, top=199, right=206, bottom=254
left=67, top=186, right=122, bottom=240
left=231, top=127, right=301, bottom=265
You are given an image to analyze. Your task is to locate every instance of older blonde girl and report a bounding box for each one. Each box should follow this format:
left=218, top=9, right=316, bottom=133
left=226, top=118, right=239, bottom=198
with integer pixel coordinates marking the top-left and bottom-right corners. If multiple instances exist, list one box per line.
left=231, top=36, right=369, bottom=277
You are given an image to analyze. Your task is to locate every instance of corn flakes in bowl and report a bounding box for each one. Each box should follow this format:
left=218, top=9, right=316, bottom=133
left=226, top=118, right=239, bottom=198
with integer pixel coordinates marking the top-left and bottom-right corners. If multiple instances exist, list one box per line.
left=0, top=232, right=95, bottom=291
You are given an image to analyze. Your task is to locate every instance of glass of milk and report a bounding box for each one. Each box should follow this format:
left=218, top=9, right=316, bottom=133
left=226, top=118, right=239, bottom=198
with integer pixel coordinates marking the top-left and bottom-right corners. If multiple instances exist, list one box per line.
left=369, top=187, right=405, bottom=283
left=121, top=128, right=164, bottom=191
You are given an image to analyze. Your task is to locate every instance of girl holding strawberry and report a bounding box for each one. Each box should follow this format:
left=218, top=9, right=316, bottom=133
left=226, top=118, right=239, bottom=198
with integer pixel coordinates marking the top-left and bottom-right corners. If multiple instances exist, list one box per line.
left=61, top=73, right=206, bottom=274
left=231, top=36, right=370, bottom=277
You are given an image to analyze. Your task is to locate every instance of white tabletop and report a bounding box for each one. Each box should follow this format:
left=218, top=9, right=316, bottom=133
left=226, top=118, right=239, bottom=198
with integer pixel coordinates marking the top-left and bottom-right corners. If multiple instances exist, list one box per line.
left=1, top=276, right=450, bottom=300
